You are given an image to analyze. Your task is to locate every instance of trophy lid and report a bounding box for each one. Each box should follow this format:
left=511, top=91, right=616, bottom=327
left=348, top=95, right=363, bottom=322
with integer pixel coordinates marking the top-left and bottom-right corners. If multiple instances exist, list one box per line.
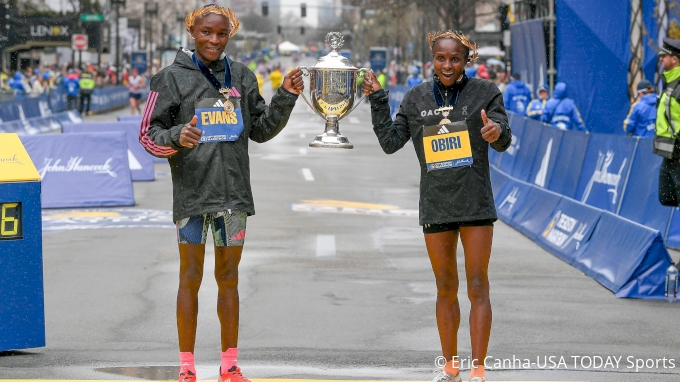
left=312, top=32, right=357, bottom=70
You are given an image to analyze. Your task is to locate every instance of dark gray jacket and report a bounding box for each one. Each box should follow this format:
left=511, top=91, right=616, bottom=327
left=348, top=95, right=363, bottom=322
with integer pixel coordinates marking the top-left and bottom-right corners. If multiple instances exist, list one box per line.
left=369, top=78, right=511, bottom=225
left=140, top=49, right=298, bottom=221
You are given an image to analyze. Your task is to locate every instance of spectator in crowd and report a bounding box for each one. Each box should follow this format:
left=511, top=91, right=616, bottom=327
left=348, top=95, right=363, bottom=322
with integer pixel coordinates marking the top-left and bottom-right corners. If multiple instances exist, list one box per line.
left=376, top=70, right=386, bottom=89
left=526, top=85, right=549, bottom=120
left=541, top=82, right=586, bottom=132
left=79, top=69, right=96, bottom=115
left=128, top=68, right=146, bottom=115
left=64, top=69, right=80, bottom=110
left=9, top=72, right=31, bottom=96
left=503, top=73, right=531, bottom=116
left=269, top=65, right=283, bottom=90
left=406, top=67, right=423, bottom=88
left=623, top=80, right=656, bottom=137
left=0, top=68, right=8, bottom=90
left=29, top=71, right=48, bottom=96
left=476, top=63, right=489, bottom=79
left=654, top=37, right=680, bottom=206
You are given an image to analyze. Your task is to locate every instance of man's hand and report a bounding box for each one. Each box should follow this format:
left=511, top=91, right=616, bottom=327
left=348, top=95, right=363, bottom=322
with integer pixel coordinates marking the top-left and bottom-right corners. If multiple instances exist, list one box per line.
left=179, top=115, right=202, bottom=148
left=480, top=110, right=501, bottom=143
left=282, top=67, right=304, bottom=95
left=361, top=71, right=382, bottom=96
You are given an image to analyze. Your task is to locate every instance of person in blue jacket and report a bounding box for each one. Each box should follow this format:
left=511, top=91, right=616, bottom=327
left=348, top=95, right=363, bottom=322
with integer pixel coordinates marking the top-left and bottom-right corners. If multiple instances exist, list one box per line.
left=406, top=66, right=423, bottom=88
left=526, top=85, right=549, bottom=120
left=503, top=73, right=531, bottom=116
left=541, top=81, right=586, bottom=132
left=63, top=70, right=80, bottom=111
left=622, top=80, right=656, bottom=138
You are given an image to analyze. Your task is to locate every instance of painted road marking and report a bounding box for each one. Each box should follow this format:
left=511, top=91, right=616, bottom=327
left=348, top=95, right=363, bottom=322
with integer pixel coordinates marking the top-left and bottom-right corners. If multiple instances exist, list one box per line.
left=42, top=208, right=174, bottom=231
left=289, top=199, right=418, bottom=217
left=316, top=234, right=336, bottom=258
left=302, top=168, right=315, bottom=181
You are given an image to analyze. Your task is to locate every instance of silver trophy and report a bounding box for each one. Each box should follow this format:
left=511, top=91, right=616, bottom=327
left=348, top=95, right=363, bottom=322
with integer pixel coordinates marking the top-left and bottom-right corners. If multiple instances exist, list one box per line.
left=299, top=32, right=370, bottom=149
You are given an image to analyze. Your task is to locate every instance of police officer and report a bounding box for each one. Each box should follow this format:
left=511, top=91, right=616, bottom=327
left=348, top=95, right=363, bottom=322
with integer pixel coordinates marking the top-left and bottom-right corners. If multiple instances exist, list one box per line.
left=655, top=37, right=680, bottom=206
left=79, top=69, right=96, bottom=115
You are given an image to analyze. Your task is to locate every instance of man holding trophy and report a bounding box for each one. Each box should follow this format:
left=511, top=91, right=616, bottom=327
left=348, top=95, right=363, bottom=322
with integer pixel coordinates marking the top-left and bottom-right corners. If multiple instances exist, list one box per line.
left=138, top=4, right=304, bottom=382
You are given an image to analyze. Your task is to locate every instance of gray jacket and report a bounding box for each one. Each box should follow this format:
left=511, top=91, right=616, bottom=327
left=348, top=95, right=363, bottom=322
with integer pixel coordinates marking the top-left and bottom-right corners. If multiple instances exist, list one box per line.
left=140, top=49, right=298, bottom=221
left=369, top=78, right=511, bottom=225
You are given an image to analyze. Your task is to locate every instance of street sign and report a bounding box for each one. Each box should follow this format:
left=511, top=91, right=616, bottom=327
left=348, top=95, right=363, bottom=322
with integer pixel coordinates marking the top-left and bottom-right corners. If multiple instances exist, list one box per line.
left=81, top=14, right=103, bottom=22
left=72, top=34, right=88, bottom=50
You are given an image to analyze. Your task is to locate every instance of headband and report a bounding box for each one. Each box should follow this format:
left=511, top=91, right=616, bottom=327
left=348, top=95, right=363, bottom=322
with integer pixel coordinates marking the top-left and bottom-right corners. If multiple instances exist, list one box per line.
left=185, top=4, right=240, bottom=38
left=428, top=30, right=478, bottom=63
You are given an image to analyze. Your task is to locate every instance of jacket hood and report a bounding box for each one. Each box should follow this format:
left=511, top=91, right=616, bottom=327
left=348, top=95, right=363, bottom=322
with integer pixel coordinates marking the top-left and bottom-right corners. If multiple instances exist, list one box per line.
left=175, top=48, right=228, bottom=72
left=507, top=80, right=528, bottom=91
left=553, top=82, right=567, bottom=99
left=640, top=93, right=657, bottom=105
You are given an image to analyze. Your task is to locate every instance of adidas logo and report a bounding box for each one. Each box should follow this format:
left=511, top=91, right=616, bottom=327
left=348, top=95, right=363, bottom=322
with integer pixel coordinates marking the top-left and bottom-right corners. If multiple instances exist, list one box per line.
left=230, top=229, right=245, bottom=241
left=437, top=126, right=450, bottom=134
left=213, top=99, right=225, bottom=108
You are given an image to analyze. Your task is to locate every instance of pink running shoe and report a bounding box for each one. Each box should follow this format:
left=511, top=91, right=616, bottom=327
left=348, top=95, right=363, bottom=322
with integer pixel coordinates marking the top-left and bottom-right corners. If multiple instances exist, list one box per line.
left=178, top=369, right=196, bottom=382
left=218, top=366, right=251, bottom=382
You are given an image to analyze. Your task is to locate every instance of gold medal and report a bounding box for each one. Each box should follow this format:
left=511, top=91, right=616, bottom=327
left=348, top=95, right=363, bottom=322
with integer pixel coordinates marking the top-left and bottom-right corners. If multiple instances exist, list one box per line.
left=437, top=106, right=453, bottom=125
left=219, top=87, right=234, bottom=113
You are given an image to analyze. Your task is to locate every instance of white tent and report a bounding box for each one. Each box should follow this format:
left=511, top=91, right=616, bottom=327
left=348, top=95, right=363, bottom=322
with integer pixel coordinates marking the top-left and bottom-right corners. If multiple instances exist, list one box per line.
left=278, top=41, right=300, bottom=52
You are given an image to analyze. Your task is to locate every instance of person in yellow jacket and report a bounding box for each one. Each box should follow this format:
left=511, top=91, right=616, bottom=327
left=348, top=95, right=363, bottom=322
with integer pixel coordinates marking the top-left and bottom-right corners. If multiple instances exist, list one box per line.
left=655, top=37, right=680, bottom=207
left=269, top=66, right=283, bottom=90
left=79, top=70, right=96, bottom=115
left=256, top=72, right=264, bottom=94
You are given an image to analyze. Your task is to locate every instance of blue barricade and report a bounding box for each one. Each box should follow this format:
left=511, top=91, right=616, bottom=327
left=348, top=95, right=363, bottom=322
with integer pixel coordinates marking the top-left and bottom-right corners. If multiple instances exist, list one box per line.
left=573, top=211, right=673, bottom=299
left=528, top=125, right=563, bottom=188
left=665, top=210, right=680, bottom=249
left=62, top=122, right=155, bottom=181
left=575, top=133, right=637, bottom=213
left=510, top=117, right=542, bottom=182
left=534, top=195, right=602, bottom=265
left=499, top=113, right=525, bottom=174
left=0, top=95, right=51, bottom=122
left=118, top=115, right=143, bottom=122
left=494, top=177, right=533, bottom=223
left=510, top=184, right=563, bottom=240
left=20, top=132, right=135, bottom=208
left=618, top=138, right=673, bottom=237
left=386, top=85, right=410, bottom=119
left=548, top=129, right=590, bottom=198
left=489, top=165, right=510, bottom=198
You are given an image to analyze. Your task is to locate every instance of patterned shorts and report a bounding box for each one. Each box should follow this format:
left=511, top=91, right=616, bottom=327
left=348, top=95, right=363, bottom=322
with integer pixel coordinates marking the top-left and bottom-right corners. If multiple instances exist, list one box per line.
left=175, top=210, right=247, bottom=247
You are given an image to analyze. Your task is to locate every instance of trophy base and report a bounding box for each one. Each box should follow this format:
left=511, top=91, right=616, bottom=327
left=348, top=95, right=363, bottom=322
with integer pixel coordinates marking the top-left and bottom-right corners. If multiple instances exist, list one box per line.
left=309, top=133, right=354, bottom=149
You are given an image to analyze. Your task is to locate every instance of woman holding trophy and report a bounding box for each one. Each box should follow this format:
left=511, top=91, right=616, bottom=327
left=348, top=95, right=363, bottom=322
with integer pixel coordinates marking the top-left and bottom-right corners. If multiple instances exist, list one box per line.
left=362, top=31, right=512, bottom=382
left=138, top=4, right=304, bottom=382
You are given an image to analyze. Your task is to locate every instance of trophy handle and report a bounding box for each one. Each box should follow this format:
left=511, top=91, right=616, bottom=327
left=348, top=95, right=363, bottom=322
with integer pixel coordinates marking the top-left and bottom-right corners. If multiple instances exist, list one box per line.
left=298, top=66, right=326, bottom=120
left=340, top=68, right=372, bottom=120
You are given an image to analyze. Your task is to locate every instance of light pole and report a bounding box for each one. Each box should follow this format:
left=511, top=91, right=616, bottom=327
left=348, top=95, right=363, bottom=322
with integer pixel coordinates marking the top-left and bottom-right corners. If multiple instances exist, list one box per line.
left=145, top=0, right=158, bottom=71
left=111, top=0, right=126, bottom=82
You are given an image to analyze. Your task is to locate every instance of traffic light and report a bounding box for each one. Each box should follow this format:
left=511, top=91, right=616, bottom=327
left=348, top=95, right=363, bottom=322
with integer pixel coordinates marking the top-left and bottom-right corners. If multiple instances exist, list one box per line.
left=262, top=1, right=268, bottom=16
left=498, top=4, right=509, bottom=31
left=277, top=25, right=282, bottom=34
left=301, top=3, right=306, bottom=17
left=300, top=26, right=305, bottom=35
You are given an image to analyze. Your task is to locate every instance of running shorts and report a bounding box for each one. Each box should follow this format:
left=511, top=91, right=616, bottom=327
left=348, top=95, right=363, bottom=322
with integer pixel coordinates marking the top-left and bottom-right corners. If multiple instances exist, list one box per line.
left=175, top=210, right=247, bottom=246
left=422, top=219, right=495, bottom=234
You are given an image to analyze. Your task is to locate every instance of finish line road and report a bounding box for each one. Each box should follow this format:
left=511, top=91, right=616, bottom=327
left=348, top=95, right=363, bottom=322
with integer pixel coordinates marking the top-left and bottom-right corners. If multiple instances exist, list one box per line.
left=1, top=57, right=679, bottom=382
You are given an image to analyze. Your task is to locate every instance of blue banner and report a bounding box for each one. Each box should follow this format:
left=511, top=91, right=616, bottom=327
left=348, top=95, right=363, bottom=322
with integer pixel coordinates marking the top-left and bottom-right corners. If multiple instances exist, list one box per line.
left=20, top=132, right=135, bottom=208
left=118, top=115, right=143, bottom=122
left=369, top=47, right=388, bottom=72
left=62, top=122, right=155, bottom=181
left=489, top=164, right=510, bottom=198
left=510, top=117, right=542, bottom=181
left=529, top=124, right=563, bottom=188
left=665, top=210, right=680, bottom=250
left=618, top=138, right=673, bottom=237
left=387, top=85, right=409, bottom=119
left=131, top=52, right=148, bottom=74
left=575, top=134, right=636, bottom=213
left=511, top=19, right=548, bottom=94
left=535, top=196, right=602, bottom=265
left=548, top=130, right=590, bottom=198
left=573, top=211, right=673, bottom=299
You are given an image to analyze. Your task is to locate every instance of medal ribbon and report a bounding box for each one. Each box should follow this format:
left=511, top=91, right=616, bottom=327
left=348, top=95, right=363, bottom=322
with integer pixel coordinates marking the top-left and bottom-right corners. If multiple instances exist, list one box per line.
left=433, top=73, right=468, bottom=108
left=192, top=53, right=232, bottom=91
